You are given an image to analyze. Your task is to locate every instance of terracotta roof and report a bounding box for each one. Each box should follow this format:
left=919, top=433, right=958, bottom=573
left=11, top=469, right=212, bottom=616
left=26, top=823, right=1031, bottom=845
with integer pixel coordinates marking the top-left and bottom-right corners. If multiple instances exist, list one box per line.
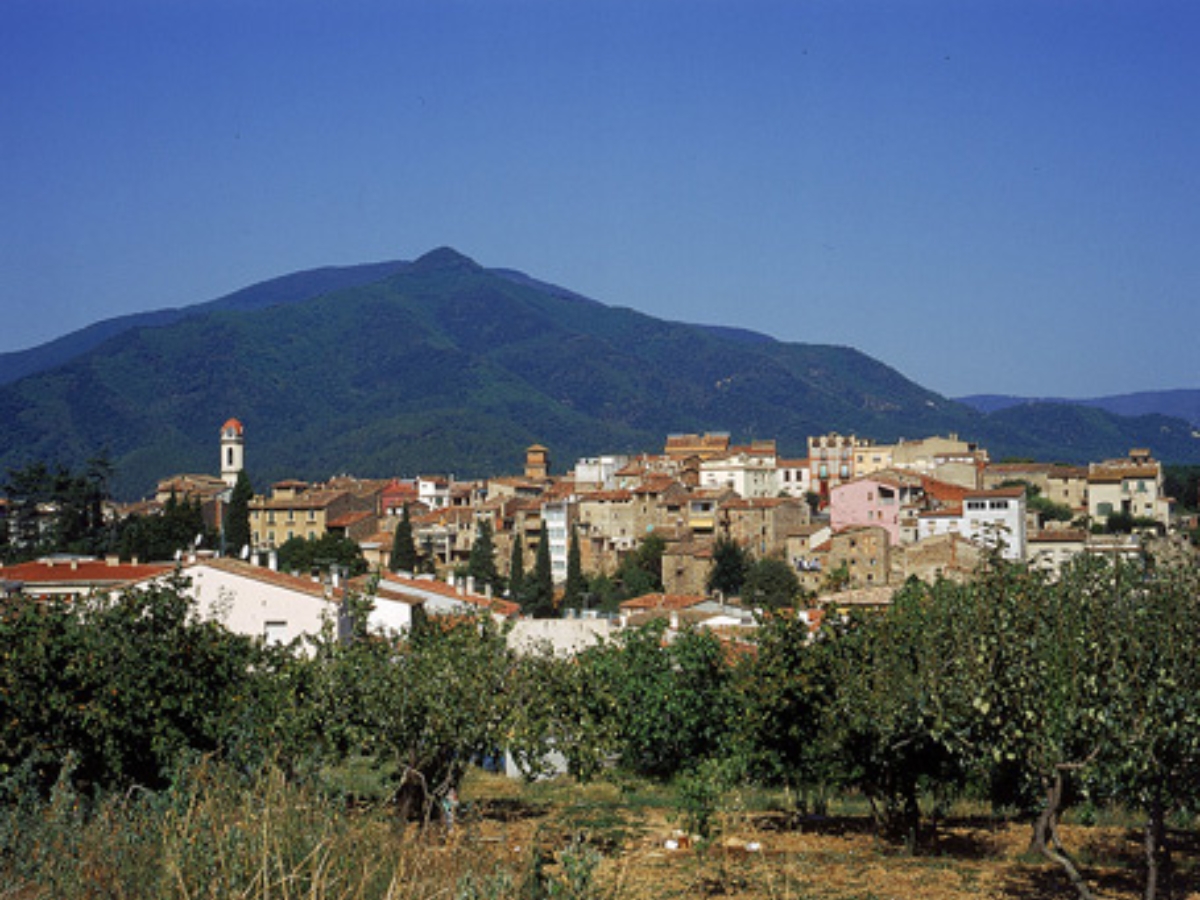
left=619, top=592, right=710, bottom=611
left=363, top=572, right=520, bottom=618
left=1028, top=529, right=1090, bottom=543
left=919, top=506, right=964, bottom=519
left=1, top=558, right=175, bottom=588
left=1089, top=465, right=1160, bottom=482
left=183, top=557, right=340, bottom=601
left=578, top=489, right=634, bottom=503
left=721, top=497, right=795, bottom=511
left=964, top=486, right=1025, bottom=499
left=327, top=511, right=374, bottom=528
left=919, top=475, right=970, bottom=504
left=633, top=475, right=678, bottom=495
left=252, top=489, right=348, bottom=510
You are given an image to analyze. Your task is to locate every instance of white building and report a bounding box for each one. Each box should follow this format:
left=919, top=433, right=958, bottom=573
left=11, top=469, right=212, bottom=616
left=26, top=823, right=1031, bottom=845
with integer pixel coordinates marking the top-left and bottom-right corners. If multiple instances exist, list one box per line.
left=916, top=486, right=1027, bottom=561
left=541, top=499, right=576, bottom=584
left=699, top=448, right=778, bottom=498
left=574, top=455, right=630, bottom=492
left=173, top=558, right=421, bottom=645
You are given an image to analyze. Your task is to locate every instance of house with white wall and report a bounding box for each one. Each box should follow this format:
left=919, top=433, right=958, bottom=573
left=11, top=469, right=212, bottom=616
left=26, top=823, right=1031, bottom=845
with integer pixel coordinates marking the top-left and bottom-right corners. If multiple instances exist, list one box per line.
left=916, top=486, right=1027, bottom=561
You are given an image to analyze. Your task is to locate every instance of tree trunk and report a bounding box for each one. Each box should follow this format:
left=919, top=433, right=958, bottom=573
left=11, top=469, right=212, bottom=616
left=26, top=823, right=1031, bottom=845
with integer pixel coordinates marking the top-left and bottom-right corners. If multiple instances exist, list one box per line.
left=1034, top=769, right=1095, bottom=900
left=1144, top=791, right=1170, bottom=900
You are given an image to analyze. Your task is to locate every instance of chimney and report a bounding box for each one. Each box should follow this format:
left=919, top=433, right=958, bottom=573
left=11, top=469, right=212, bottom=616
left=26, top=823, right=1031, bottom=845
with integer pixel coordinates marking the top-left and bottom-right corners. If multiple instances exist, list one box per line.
left=131, top=556, right=139, bottom=566
left=466, top=575, right=476, bottom=596
left=268, top=550, right=278, bottom=572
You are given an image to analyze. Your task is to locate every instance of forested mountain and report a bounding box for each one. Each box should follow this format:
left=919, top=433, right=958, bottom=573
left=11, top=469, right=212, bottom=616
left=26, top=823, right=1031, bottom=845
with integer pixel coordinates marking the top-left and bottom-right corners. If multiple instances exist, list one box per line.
left=959, top=390, right=1200, bottom=428
left=2, top=247, right=1197, bottom=497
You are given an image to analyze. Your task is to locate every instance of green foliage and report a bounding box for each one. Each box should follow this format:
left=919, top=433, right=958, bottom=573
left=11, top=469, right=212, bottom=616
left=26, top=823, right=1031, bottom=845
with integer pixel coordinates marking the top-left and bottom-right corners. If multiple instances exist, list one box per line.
left=277, top=532, right=367, bottom=577
left=467, top=518, right=503, bottom=595
left=0, top=574, right=263, bottom=795
left=507, top=531, right=526, bottom=601
left=1, top=458, right=114, bottom=562
left=736, top=611, right=836, bottom=801
left=589, top=622, right=735, bottom=780
left=116, top=492, right=214, bottom=563
left=562, top=527, right=587, bottom=610
left=223, top=469, right=254, bottom=555
left=525, top=529, right=556, bottom=618
left=706, top=536, right=749, bottom=598
left=1164, top=464, right=1200, bottom=512
left=741, top=556, right=801, bottom=610
left=390, top=503, right=419, bottom=573
left=614, top=532, right=665, bottom=599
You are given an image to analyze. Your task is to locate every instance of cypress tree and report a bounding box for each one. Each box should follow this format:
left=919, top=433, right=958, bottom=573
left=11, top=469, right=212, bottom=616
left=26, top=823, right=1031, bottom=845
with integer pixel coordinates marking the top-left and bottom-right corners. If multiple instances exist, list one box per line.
left=527, top=528, right=555, bottom=618
left=563, top=526, right=587, bottom=610
left=508, top=532, right=526, bottom=602
left=467, top=518, right=502, bottom=594
left=390, top=504, right=418, bottom=574
left=224, top=470, right=254, bottom=557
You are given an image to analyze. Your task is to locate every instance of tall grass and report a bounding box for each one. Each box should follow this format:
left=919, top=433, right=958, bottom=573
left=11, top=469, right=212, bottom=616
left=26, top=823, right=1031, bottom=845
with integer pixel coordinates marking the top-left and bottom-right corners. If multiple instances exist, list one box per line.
left=0, top=759, right=527, bottom=900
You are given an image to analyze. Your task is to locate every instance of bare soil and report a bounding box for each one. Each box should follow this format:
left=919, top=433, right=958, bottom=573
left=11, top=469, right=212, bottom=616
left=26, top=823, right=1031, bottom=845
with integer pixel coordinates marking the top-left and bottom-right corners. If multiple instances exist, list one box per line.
left=455, top=774, right=1200, bottom=899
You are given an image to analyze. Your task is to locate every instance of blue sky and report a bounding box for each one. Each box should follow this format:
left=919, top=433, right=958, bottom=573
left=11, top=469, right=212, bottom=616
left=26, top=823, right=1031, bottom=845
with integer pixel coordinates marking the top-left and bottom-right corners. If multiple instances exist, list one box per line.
left=2, top=0, right=1197, bottom=398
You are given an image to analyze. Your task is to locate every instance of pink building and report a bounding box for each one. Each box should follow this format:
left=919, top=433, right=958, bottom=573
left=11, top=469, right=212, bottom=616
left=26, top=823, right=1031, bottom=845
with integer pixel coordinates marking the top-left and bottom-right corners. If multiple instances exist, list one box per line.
left=829, top=474, right=924, bottom=545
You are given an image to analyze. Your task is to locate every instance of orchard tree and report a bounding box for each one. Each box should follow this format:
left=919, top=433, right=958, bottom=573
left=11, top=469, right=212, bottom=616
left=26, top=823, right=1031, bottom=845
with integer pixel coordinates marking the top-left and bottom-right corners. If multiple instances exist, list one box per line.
left=589, top=621, right=735, bottom=779
left=0, top=574, right=263, bottom=795
left=823, top=580, right=973, bottom=849
left=737, top=610, right=838, bottom=810
left=1102, top=556, right=1200, bottom=900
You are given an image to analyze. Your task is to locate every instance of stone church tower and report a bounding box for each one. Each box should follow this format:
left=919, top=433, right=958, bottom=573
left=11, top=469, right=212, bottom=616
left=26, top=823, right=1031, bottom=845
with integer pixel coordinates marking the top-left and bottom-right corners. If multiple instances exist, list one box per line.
left=220, top=418, right=245, bottom=488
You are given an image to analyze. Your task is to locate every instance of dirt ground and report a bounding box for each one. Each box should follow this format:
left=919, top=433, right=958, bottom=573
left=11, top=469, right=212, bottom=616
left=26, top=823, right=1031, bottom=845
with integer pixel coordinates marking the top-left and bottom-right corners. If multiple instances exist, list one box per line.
left=455, top=774, right=1200, bottom=900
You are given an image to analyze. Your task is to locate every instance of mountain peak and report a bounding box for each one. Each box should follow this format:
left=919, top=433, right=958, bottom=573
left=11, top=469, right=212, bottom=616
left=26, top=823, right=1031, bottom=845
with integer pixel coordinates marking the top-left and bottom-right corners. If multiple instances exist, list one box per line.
left=410, top=247, right=481, bottom=273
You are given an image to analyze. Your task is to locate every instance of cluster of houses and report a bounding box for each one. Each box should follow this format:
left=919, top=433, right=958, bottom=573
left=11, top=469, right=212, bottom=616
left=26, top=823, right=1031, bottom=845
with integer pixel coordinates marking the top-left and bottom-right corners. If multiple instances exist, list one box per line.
left=0, top=418, right=1184, bottom=651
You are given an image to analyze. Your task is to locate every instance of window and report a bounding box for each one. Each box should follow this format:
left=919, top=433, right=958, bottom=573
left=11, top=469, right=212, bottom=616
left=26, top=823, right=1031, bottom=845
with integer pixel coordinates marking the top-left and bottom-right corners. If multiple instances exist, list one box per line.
left=264, top=621, right=288, bottom=645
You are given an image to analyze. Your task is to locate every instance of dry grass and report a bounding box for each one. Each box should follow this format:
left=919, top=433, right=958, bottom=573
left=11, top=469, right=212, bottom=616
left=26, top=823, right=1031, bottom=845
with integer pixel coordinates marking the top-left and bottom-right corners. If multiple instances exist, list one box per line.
left=3, top=766, right=1200, bottom=899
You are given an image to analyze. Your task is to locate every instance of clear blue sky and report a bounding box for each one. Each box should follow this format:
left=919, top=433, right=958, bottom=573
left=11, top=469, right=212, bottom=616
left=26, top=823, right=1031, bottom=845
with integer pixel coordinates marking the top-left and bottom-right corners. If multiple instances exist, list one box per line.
left=2, top=0, right=1197, bottom=398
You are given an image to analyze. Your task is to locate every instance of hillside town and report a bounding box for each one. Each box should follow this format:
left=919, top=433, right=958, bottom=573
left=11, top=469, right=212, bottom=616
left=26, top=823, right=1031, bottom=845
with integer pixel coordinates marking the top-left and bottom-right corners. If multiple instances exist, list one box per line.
left=1, top=417, right=1191, bottom=651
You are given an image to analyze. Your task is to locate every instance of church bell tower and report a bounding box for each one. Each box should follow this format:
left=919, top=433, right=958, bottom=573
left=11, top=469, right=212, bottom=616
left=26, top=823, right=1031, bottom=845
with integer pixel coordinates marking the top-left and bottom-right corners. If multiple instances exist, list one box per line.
left=220, top=418, right=245, bottom=488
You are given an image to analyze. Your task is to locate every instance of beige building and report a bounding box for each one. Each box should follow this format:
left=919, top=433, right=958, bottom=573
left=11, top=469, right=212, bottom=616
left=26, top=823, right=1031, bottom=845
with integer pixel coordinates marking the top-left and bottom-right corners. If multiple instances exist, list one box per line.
left=822, top=525, right=892, bottom=590
left=719, top=497, right=810, bottom=558
left=249, top=481, right=378, bottom=550
left=1087, top=449, right=1171, bottom=528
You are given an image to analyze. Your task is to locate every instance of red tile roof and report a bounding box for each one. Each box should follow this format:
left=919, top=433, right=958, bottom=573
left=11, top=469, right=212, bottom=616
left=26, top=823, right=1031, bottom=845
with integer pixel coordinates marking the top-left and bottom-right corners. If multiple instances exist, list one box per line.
left=619, top=592, right=709, bottom=611
left=2, top=558, right=174, bottom=588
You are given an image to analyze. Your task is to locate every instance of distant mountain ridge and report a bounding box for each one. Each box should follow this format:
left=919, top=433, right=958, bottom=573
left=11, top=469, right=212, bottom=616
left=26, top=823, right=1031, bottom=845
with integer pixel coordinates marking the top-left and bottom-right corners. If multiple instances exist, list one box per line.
left=0, top=260, right=412, bottom=386
left=958, top=391, right=1200, bottom=428
left=1, top=247, right=1197, bottom=498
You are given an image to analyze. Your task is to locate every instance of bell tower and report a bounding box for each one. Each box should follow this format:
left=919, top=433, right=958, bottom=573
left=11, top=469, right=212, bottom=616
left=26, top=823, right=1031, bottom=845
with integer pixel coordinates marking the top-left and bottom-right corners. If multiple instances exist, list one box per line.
left=220, top=418, right=245, bottom=488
